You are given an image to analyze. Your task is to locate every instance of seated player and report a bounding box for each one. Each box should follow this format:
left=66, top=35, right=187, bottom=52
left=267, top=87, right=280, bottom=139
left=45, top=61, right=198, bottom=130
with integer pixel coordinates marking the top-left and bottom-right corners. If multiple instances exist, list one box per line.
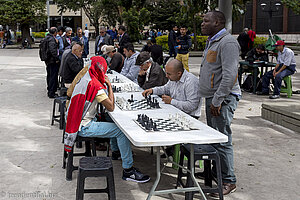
left=120, top=43, right=140, bottom=83
left=64, top=56, right=150, bottom=183
left=245, top=44, right=268, bottom=63
left=142, top=59, right=202, bottom=157
left=62, top=42, right=84, bottom=87
left=136, top=51, right=168, bottom=90
left=104, top=45, right=125, bottom=73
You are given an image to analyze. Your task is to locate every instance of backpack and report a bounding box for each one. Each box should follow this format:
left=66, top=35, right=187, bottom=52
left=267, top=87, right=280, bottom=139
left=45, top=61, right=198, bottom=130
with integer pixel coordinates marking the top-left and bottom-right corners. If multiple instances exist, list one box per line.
left=242, top=74, right=260, bottom=92
left=39, top=38, right=49, bottom=61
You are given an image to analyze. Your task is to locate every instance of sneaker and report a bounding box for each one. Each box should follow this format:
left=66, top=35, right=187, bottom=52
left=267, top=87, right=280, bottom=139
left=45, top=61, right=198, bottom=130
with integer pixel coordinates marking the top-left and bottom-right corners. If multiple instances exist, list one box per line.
left=122, top=167, right=150, bottom=183
left=269, top=94, right=280, bottom=99
left=111, top=151, right=121, bottom=160
left=210, top=183, right=236, bottom=198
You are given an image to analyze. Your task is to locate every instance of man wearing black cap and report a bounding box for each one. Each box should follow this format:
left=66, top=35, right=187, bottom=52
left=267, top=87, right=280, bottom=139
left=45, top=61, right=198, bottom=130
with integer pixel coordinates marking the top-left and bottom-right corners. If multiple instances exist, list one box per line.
left=258, top=40, right=296, bottom=99
left=136, top=52, right=168, bottom=90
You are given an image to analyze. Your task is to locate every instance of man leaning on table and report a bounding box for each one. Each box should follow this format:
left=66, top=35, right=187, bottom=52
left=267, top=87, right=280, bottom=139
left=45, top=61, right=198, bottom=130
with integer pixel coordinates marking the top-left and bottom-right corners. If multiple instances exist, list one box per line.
left=64, top=56, right=150, bottom=183
left=200, top=10, right=241, bottom=196
left=142, top=59, right=202, bottom=157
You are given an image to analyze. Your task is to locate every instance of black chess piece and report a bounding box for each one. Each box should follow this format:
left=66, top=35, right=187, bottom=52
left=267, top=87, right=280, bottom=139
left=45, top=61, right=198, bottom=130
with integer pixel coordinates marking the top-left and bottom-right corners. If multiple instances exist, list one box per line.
left=137, top=114, right=141, bottom=123
left=128, top=94, right=134, bottom=103
left=153, top=123, right=158, bottom=131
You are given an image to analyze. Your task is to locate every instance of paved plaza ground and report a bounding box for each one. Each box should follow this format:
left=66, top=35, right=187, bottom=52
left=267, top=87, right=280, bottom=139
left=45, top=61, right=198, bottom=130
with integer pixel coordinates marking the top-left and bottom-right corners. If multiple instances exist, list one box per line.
left=0, top=43, right=299, bottom=200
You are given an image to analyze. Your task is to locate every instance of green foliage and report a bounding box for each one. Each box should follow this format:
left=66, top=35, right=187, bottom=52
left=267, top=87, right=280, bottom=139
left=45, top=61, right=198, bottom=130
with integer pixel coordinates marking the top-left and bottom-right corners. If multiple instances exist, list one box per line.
left=156, top=35, right=208, bottom=51
left=254, top=37, right=268, bottom=47
left=282, top=0, right=300, bottom=14
left=32, top=32, right=46, bottom=38
left=122, top=7, right=150, bottom=42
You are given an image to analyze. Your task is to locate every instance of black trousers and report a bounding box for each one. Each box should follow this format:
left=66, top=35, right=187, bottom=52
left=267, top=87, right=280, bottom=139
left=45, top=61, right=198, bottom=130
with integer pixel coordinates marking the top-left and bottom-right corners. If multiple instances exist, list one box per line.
left=46, top=62, right=59, bottom=96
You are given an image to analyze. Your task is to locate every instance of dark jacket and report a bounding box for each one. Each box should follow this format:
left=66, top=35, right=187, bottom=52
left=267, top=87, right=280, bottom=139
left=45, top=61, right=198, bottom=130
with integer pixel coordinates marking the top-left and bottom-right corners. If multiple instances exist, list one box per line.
left=45, top=34, right=59, bottom=65
left=62, top=53, right=84, bottom=84
left=246, top=48, right=268, bottom=63
left=168, top=30, right=178, bottom=48
left=62, top=35, right=72, bottom=50
left=95, top=34, right=113, bottom=54
left=138, top=62, right=168, bottom=90
left=149, top=44, right=163, bottom=65
left=109, top=52, right=124, bottom=73
left=72, top=36, right=89, bottom=58
left=118, top=32, right=131, bottom=55
left=176, top=34, right=192, bottom=54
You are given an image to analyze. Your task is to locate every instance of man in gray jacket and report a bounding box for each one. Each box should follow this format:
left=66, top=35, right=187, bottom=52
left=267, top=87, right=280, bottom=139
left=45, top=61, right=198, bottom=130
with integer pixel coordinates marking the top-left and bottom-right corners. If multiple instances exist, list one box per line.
left=199, top=11, right=241, bottom=196
left=95, top=27, right=113, bottom=55
left=120, top=43, right=140, bottom=83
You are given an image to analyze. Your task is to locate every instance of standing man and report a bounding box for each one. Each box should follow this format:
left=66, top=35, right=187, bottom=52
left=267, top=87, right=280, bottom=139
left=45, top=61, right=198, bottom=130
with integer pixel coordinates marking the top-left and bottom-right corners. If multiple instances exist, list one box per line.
left=237, top=28, right=250, bottom=60
left=258, top=40, right=296, bottom=99
left=45, top=27, right=60, bottom=98
left=168, top=25, right=178, bottom=58
left=175, top=25, right=192, bottom=71
left=95, top=27, right=113, bottom=55
left=63, top=27, right=72, bottom=50
left=72, top=27, right=89, bottom=58
left=56, top=26, right=65, bottom=60
left=120, top=43, right=140, bottom=83
left=200, top=11, right=241, bottom=196
left=116, top=25, right=130, bottom=56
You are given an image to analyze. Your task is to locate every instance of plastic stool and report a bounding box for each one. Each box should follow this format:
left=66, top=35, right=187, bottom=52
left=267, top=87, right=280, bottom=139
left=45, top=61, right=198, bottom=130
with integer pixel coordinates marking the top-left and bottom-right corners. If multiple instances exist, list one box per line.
left=51, top=96, right=67, bottom=129
left=281, top=76, right=292, bottom=98
left=63, top=136, right=97, bottom=181
left=76, top=157, right=116, bottom=200
left=177, top=144, right=223, bottom=200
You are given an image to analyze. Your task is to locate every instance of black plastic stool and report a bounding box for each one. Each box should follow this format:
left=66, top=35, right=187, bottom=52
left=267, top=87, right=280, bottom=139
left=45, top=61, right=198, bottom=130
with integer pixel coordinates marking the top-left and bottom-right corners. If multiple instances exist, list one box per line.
left=76, top=157, right=116, bottom=200
left=177, top=144, right=223, bottom=200
left=51, top=96, right=67, bottom=130
left=63, top=136, right=97, bottom=181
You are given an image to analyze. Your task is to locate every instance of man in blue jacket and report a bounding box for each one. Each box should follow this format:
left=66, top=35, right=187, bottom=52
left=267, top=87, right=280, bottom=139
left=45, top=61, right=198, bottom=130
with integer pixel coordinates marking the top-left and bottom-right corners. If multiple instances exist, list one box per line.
left=72, top=27, right=89, bottom=58
left=175, top=25, right=192, bottom=71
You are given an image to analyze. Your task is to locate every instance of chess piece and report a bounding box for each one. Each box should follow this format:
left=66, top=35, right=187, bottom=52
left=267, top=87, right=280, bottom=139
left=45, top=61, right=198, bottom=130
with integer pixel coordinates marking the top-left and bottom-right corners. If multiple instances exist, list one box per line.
left=153, top=123, right=158, bottom=131
left=128, top=94, right=134, bottom=103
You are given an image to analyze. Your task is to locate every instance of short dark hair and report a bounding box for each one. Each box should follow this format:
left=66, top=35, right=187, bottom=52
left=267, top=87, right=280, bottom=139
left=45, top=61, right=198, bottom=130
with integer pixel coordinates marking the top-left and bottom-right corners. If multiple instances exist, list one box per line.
left=256, top=44, right=265, bottom=51
left=77, top=27, right=82, bottom=31
left=57, top=26, right=65, bottom=32
left=124, top=43, right=134, bottom=52
left=49, top=27, right=57, bottom=34
left=180, top=25, right=188, bottom=29
left=119, top=25, right=126, bottom=31
left=210, top=10, right=226, bottom=25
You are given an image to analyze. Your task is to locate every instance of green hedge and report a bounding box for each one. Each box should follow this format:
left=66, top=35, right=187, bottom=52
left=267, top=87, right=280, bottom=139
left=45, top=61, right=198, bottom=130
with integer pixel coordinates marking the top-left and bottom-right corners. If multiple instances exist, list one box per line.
left=16, top=32, right=46, bottom=38
left=156, top=35, right=209, bottom=51
left=254, top=36, right=268, bottom=47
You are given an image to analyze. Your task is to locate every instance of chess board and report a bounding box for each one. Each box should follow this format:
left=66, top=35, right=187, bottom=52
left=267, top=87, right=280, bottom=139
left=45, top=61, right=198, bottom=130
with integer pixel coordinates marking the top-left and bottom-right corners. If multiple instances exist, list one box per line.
left=116, top=99, right=156, bottom=111
left=134, top=118, right=195, bottom=132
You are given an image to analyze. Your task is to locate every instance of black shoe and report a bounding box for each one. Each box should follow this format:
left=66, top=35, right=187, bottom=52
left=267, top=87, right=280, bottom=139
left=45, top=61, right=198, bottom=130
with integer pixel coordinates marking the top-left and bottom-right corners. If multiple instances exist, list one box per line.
left=256, top=91, right=269, bottom=95
left=269, top=94, right=280, bottom=99
left=122, top=167, right=150, bottom=183
left=112, top=151, right=121, bottom=160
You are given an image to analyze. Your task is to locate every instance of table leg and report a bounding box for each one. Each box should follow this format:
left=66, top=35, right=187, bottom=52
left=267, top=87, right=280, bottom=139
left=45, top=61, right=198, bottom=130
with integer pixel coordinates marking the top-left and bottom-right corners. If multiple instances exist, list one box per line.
left=253, top=68, right=258, bottom=93
left=147, top=146, right=161, bottom=200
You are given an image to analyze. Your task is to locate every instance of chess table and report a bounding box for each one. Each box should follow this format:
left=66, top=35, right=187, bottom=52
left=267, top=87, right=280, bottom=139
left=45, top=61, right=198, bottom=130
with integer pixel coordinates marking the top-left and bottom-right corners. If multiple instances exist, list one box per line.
left=108, top=92, right=228, bottom=200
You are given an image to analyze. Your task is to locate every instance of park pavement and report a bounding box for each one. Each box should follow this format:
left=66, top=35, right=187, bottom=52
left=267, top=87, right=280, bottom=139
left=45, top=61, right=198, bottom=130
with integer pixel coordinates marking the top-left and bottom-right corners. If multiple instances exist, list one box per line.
left=0, top=45, right=299, bottom=200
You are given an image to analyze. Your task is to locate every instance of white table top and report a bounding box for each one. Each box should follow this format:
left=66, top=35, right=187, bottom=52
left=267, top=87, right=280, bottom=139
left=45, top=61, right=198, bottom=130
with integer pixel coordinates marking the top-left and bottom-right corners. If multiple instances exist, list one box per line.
left=108, top=92, right=228, bottom=147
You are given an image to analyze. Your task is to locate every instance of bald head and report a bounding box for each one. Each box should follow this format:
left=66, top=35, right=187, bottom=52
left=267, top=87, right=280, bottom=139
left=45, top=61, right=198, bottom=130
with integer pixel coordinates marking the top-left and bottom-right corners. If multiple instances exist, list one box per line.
left=72, top=43, right=83, bottom=58
left=165, top=59, right=184, bottom=81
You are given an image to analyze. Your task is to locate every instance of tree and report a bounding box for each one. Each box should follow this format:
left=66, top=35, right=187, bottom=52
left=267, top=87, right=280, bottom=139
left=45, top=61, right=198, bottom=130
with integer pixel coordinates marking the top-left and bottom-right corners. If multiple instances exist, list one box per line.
left=281, top=0, right=300, bottom=14
left=54, top=0, right=102, bottom=36
left=0, top=0, right=46, bottom=44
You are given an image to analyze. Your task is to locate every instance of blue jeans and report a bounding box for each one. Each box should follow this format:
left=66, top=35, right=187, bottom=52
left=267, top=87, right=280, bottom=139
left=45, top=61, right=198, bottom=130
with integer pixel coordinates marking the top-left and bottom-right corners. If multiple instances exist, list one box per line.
left=206, top=94, right=239, bottom=184
left=78, top=117, right=133, bottom=169
left=262, top=64, right=295, bottom=95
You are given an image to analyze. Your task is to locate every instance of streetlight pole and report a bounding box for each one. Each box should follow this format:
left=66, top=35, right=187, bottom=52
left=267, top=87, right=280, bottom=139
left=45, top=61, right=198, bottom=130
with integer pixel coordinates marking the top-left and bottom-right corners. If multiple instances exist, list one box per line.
left=260, top=0, right=281, bottom=31
left=47, top=0, right=50, bottom=29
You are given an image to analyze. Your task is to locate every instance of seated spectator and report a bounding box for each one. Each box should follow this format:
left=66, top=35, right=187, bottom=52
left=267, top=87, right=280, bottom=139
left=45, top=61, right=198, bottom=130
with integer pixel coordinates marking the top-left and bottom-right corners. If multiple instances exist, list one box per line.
left=104, top=45, right=124, bottom=73
left=64, top=56, right=150, bottom=183
left=72, top=27, right=89, bottom=58
left=136, top=52, right=168, bottom=90
left=62, top=42, right=84, bottom=86
left=95, top=27, right=113, bottom=55
left=258, top=40, right=296, bottom=99
left=141, top=39, right=152, bottom=53
left=149, top=38, right=163, bottom=65
left=142, top=59, right=202, bottom=156
left=120, top=43, right=140, bottom=83
left=246, top=44, right=268, bottom=63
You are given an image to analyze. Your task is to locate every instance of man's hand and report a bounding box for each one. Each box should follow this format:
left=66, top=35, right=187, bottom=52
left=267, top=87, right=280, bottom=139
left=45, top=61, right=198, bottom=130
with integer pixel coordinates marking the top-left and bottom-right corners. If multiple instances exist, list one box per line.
left=272, top=70, right=276, bottom=77
left=162, top=95, right=172, bottom=104
left=273, top=71, right=279, bottom=77
left=104, top=76, right=111, bottom=87
left=142, top=88, right=153, bottom=97
left=139, top=69, right=146, bottom=76
left=210, top=104, right=222, bottom=117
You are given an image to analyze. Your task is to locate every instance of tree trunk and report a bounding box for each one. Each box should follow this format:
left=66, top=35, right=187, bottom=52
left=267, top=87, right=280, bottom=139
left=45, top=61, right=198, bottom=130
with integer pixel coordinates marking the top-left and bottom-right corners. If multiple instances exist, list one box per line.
left=94, top=23, right=99, bottom=38
left=193, top=15, right=198, bottom=51
left=21, top=23, right=33, bottom=44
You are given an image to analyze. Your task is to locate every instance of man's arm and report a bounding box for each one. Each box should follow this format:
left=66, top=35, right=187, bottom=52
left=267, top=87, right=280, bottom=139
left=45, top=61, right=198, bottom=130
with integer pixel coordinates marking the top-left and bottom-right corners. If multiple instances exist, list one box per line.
left=170, top=80, right=200, bottom=113
left=180, top=36, right=192, bottom=50
left=212, top=42, right=240, bottom=107
left=48, top=38, right=59, bottom=60
left=152, top=81, right=170, bottom=96
left=100, top=77, right=114, bottom=112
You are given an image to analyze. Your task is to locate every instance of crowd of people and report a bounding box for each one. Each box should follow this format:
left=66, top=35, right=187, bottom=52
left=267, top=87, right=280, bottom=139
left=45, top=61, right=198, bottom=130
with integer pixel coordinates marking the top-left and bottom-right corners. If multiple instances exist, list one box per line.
left=38, top=9, right=297, bottom=198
